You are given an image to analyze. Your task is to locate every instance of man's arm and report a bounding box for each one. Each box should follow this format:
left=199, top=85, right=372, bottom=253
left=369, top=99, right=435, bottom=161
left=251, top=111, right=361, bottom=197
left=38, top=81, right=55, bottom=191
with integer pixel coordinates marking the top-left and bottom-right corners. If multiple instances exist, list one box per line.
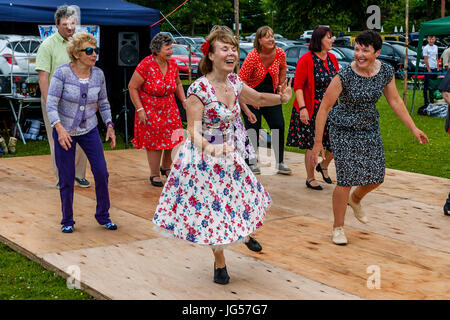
left=38, top=71, right=50, bottom=103
left=436, top=53, right=440, bottom=71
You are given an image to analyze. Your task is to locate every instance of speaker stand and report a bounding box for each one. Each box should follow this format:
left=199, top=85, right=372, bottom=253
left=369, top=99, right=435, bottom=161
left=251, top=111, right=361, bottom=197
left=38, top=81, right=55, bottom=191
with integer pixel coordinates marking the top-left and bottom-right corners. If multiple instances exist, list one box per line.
left=116, top=68, right=130, bottom=149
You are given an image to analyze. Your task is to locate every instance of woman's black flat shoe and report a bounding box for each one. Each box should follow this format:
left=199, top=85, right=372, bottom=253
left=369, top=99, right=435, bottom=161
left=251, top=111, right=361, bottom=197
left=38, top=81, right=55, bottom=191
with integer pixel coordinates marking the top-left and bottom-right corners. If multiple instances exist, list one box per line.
left=160, top=167, right=171, bottom=177
left=306, top=179, right=323, bottom=190
left=245, top=236, right=262, bottom=252
left=316, top=164, right=333, bottom=184
left=150, top=176, right=164, bottom=187
left=214, top=263, right=230, bottom=285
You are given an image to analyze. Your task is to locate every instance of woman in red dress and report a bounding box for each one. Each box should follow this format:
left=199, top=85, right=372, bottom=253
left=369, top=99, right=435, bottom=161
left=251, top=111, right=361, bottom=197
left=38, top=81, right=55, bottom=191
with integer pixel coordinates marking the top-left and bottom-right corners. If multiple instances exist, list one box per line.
left=129, top=33, right=186, bottom=187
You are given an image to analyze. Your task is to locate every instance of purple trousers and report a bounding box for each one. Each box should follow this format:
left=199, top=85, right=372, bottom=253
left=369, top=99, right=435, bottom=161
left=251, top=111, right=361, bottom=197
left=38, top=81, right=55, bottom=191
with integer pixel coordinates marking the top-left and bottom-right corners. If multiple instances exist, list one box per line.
left=53, top=127, right=111, bottom=227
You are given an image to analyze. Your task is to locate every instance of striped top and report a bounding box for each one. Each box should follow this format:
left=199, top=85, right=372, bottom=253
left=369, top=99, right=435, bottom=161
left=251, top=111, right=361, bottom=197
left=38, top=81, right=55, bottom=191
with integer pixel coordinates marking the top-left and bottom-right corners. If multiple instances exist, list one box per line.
left=46, top=63, right=112, bottom=136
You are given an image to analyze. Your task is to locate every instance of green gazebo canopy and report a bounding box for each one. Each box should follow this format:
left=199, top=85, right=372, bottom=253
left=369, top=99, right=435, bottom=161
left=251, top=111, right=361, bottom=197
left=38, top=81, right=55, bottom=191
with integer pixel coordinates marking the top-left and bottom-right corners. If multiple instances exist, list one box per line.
left=415, top=16, right=450, bottom=70
left=411, top=16, right=449, bottom=113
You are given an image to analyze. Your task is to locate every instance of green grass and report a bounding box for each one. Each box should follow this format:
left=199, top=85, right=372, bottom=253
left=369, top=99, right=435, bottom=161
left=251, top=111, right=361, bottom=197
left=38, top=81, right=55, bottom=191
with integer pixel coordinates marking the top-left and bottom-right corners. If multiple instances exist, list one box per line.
left=0, top=244, right=92, bottom=300
left=267, top=79, right=450, bottom=179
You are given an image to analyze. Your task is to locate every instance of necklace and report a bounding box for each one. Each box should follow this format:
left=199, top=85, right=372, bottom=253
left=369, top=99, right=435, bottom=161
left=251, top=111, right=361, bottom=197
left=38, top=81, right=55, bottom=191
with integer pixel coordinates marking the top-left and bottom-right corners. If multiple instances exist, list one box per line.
left=209, top=78, right=230, bottom=94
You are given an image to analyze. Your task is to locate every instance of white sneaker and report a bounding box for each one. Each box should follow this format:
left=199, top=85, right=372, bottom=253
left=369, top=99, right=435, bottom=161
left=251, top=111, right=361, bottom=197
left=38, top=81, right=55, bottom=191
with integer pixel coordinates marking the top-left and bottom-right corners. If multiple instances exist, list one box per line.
left=332, top=227, right=348, bottom=245
left=348, top=196, right=368, bottom=224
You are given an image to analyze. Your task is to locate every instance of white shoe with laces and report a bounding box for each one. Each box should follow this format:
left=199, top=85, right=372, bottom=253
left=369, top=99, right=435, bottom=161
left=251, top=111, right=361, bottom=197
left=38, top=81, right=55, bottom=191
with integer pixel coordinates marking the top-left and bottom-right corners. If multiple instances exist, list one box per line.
left=332, top=227, right=348, bottom=245
left=348, top=196, right=368, bottom=224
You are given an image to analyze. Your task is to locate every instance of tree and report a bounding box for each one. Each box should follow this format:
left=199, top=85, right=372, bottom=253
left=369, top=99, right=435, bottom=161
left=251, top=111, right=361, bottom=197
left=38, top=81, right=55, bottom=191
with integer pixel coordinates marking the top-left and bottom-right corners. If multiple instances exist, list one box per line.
left=127, top=0, right=234, bottom=35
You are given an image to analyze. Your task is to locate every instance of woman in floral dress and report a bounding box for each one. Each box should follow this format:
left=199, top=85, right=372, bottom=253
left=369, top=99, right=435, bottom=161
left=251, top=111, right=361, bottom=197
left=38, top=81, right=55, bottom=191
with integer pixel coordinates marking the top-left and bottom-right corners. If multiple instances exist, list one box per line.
left=153, top=28, right=292, bottom=285
left=129, top=33, right=187, bottom=187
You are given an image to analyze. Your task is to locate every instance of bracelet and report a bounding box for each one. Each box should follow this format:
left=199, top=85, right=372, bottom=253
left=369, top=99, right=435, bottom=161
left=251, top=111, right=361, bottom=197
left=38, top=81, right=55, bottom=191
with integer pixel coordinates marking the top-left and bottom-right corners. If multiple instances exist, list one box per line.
left=136, top=107, right=144, bottom=112
left=106, top=121, right=114, bottom=128
left=299, top=106, right=307, bottom=111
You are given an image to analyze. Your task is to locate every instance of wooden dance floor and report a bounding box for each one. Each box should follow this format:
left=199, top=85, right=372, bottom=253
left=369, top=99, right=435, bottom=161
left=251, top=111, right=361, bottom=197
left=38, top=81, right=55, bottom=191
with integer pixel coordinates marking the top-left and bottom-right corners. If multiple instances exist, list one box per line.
left=0, top=149, right=449, bottom=299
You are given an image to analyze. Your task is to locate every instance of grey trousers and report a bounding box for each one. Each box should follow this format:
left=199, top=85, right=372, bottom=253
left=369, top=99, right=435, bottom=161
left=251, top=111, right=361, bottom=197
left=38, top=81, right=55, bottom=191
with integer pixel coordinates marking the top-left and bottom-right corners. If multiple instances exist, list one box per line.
left=41, top=97, right=87, bottom=184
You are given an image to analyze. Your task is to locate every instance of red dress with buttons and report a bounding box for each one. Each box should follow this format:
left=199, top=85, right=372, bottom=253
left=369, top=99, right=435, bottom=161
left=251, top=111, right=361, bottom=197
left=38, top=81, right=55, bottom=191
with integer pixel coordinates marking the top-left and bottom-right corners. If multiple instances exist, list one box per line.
left=132, top=55, right=184, bottom=150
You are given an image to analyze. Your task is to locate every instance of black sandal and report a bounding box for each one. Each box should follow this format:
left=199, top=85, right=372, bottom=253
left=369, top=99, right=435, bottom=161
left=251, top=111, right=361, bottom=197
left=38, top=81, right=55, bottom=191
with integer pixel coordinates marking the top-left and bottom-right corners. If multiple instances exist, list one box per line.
left=160, top=167, right=171, bottom=177
left=150, top=176, right=164, bottom=187
left=306, top=178, right=323, bottom=190
left=316, top=164, right=332, bottom=184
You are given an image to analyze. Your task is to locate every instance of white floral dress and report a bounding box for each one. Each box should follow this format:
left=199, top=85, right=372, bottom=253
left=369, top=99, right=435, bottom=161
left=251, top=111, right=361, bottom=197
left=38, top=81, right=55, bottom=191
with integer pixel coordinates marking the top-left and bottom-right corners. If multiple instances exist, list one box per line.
left=153, top=73, right=271, bottom=247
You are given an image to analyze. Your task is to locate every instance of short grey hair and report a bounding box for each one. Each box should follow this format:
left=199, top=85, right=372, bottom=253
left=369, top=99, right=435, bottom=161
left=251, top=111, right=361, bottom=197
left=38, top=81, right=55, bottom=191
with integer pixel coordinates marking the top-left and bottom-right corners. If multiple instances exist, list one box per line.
left=150, top=33, right=173, bottom=55
left=54, top=5, right=79, bottom=25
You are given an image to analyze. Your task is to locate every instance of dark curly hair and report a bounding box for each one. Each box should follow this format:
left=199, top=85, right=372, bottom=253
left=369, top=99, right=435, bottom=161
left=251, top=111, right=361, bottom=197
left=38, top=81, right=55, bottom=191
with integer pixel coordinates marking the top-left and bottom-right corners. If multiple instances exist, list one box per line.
left=355, top=30, right=382, bottom=52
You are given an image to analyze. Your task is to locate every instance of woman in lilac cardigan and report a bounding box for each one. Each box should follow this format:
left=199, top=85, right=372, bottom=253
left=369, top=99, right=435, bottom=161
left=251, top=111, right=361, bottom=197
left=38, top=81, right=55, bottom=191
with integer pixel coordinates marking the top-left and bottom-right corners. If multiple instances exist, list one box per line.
left=46, top=32, right=117, bottom=233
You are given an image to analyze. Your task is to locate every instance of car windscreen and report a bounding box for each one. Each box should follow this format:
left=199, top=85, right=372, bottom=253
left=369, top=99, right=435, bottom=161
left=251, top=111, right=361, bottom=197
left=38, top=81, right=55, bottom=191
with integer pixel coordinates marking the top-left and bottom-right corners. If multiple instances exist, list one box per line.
left=193, top=38, right=205, bottom=44
left=7, top=40, right=40, bottom=54
left=173, top=45, right=189, bottom=55
left=329, top=49, right=344, bottom=60
left=336, top=47, right=354, bottom=59
left=392, top=44, right=417, bottom=57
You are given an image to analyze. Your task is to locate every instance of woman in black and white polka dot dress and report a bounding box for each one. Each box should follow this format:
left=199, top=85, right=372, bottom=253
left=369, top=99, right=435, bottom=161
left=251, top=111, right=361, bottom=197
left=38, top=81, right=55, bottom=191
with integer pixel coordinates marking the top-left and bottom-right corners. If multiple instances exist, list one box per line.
left=310, top=30, right=429, bottom=245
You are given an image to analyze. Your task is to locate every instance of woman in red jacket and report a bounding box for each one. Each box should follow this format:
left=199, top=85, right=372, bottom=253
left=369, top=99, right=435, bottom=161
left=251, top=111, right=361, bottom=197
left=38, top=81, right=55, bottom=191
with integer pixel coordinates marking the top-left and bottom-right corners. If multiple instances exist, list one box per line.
left=239, top=26, right=291, bottom=175
left=287, top=26, right=339, bottom=190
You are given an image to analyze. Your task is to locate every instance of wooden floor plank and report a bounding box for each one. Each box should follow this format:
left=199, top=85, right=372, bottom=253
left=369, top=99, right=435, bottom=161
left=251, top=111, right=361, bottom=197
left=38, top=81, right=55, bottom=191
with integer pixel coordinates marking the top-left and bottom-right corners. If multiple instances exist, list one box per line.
left=1, top=149, right=449, bottom=299
left=231, top=214, right=450, bottom=300
left=40, top=238, right=361, bottom=300
left=0, top=189, right=157, bottom=255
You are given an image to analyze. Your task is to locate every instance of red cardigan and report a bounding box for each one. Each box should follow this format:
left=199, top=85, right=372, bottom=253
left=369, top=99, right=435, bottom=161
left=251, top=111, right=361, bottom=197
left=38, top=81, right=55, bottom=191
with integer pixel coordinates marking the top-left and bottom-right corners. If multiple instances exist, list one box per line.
left=293, top=51, right=339, bottom=120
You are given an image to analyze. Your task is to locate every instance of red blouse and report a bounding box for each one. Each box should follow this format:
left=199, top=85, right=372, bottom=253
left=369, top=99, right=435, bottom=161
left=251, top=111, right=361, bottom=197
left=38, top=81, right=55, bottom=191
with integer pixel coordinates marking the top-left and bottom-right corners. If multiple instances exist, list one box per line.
left=293, top=51, right=339, bottom=120
left=238, top=46, right=287, bottom=92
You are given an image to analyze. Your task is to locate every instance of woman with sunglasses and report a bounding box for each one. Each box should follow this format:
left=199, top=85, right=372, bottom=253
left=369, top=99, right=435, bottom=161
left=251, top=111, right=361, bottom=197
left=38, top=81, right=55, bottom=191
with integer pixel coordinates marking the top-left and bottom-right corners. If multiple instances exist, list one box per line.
left=128, top=33, right=186, bottom=187
left=46, top=32, right=118, bottom=233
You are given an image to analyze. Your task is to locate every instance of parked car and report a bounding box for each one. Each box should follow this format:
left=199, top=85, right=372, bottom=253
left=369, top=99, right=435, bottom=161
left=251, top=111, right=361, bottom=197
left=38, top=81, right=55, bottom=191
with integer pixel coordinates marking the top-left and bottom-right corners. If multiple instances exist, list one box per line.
left=239, top=42, right=254, bottom=50
left=0, top=34, right=41, bottom=94
left=333, top=36, right=352, bottom=47
left=274, top=33, right=287, bottom=41
left=190, top=43, right=204, bottom=57
left=284, top=45, right=309, bottom=68
left=275, top=40, right=304, bottom=49
left=299, top=30, right=313, bottom=41
left=173, top=36, right=196, bottom=47
left=408, top=37, right=447, bottom=56
left=378, top=41, right=427, bottom=77
left=160, top=32, right=175, bottom=41
left=286, top=64, right=296, bottom=80
left=330, top=46, right=354, bottom=63
left=285, top=44, right=349, bottom=71
left=191, top=36, right=205, bottom=45
left=171, top=44, right=201, bottom=78
left=239, top=47, right=250, bottom=66
left=245, top=33, right=256, bottom=42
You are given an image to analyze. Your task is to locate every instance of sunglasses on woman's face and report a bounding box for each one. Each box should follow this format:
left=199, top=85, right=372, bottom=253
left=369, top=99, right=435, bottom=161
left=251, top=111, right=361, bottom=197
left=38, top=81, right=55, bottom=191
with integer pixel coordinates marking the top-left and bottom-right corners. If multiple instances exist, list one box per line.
left=80, top=47, right=99, bottom=55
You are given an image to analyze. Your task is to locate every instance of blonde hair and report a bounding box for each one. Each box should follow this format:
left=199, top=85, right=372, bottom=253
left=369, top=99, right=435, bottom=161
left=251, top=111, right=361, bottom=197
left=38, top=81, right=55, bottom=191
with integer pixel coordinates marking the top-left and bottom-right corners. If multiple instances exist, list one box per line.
left=199, top=29, right=239, bottom=75
left=67, top=32, right=97, bottom=62
left=254, top=26, right=274, bottom=53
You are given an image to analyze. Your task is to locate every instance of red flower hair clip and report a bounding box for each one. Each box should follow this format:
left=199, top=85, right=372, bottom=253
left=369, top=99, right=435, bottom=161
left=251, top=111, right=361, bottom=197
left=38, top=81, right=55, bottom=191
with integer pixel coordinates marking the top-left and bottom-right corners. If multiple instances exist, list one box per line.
left=201, top=40, right=210, bottom=56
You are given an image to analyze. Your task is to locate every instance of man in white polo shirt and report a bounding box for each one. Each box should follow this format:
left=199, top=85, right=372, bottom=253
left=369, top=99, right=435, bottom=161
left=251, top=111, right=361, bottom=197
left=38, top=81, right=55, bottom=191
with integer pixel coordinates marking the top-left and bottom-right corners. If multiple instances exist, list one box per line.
left=421, top=35, right=440, bottom=111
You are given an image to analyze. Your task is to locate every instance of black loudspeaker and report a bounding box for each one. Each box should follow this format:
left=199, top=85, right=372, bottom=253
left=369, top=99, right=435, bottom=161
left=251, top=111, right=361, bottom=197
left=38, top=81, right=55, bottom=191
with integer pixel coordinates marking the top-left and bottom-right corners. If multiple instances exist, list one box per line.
left=118, top=32, right=139, bottom=66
